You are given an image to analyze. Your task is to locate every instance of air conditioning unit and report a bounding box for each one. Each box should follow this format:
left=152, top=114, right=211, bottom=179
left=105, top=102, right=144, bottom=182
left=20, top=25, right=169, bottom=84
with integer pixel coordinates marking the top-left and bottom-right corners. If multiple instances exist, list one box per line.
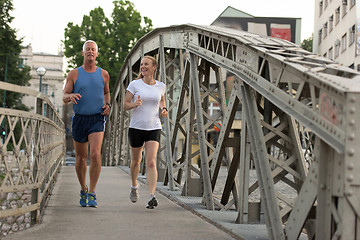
left=342, top=0, right=347, bottom=5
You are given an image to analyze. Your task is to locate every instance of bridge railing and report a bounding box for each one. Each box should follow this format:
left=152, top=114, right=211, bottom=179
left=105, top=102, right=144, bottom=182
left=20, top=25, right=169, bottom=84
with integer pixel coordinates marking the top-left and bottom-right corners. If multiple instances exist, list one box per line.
left=103, top=24, right=360, bottom=240
left=0, top=81, right=65, bottom=233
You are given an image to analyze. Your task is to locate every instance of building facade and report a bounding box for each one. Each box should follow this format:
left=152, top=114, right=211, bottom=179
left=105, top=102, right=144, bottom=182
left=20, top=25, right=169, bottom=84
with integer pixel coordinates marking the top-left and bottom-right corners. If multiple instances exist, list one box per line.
left=20, top=44, right=65, bottom=117
left=313, top=0, right=358, bottom=69
left=212, top=6, right=302, bottom=45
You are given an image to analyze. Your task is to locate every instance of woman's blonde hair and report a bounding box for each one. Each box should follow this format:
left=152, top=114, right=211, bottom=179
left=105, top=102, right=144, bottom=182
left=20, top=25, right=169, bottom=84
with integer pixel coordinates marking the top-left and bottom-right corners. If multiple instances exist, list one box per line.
left=136, top=56, right=157, bottom=79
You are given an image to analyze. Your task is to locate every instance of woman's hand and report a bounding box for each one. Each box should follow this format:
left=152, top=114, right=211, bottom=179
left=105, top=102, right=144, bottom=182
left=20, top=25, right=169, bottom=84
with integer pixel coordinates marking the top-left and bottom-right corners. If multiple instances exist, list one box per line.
left=160, top=107, right=168, bottom=118
left=134, top=95, right=142, bottom=108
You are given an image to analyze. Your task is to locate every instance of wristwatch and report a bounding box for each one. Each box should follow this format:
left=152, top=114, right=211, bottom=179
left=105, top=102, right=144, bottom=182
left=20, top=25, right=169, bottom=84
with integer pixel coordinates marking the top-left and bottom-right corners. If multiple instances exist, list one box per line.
left=106, top=102, right=111, bottom=108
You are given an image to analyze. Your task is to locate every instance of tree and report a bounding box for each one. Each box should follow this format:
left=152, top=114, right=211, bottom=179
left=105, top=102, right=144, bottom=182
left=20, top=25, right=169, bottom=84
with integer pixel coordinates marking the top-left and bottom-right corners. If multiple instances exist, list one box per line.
left=0, top=0, right=31, bottom=110
left=63, top=0, right=153, bottom=92
left=301, top=35, right=313, bottom=53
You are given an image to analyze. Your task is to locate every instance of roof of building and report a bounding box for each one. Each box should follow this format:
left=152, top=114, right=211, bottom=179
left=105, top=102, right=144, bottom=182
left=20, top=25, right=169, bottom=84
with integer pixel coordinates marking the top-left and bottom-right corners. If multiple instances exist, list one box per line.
left=211, top=6, right=255, bottom=25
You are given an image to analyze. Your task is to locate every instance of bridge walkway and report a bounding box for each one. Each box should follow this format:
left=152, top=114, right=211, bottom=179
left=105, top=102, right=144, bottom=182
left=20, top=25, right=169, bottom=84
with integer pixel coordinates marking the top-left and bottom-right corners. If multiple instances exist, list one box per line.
left=4, top=166, right=269, bottom=240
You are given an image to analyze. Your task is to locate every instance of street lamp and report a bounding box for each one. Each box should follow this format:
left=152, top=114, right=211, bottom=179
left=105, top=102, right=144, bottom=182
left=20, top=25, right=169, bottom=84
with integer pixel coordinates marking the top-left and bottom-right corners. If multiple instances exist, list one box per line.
left=36, top=67, right=46, bottom=92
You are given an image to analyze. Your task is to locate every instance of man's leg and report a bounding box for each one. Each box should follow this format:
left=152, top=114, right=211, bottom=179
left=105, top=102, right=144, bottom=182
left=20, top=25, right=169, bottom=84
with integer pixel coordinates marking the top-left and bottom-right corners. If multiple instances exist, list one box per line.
left=88, top=132, right=104, bottom=193
left=74, top=140, right=88, bottom=191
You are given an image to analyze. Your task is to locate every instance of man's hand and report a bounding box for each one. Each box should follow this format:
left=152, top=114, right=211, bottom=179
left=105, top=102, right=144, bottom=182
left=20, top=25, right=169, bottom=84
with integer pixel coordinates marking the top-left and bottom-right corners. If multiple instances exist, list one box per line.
left=102, top=103, right=111, bottom=116
left=69, top=93, right=81, bottom=104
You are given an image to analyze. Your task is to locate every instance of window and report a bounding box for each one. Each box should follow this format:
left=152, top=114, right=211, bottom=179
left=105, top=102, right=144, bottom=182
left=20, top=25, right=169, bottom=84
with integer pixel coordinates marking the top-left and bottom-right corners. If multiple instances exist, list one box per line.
left=342, top=0, right=347, bottom=17
left=209, top=102, right=220, bottom=116
left=323, top=22, right=328, bottom=38
left=329, top=47, right=333, bottom=60
left=323, top=52, right=327, bottom=58
left=320, top=1, right=323, bottom=15
left=335, top=40, right=341, bottom=58
left=329, top=15, right=334, bottom=32
left=341, top=33, right=347, bottom=52
left=350, top=0, right=355, bottom=7
left=42, top=84, right=49, bottom=95
left=335, top=7, right=341, bottom=25
left=350, top=25, right=355, bottom=45
left=318, top=29, right=323, bottom=44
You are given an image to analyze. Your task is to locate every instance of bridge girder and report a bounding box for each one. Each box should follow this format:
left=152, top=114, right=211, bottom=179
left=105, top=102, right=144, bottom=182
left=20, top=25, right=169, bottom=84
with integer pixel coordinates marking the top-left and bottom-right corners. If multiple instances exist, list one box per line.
left=103, top=24, right=360, bottom=240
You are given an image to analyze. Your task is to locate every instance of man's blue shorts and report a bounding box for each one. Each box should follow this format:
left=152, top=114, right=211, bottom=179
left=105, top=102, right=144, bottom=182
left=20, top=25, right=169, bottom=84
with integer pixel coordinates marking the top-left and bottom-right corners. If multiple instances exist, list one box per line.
left=71, top=113, right=107, bottom=143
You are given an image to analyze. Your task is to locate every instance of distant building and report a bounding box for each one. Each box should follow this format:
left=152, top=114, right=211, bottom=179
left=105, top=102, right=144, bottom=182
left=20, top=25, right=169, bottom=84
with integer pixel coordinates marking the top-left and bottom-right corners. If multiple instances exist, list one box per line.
left=20, top=44, right=65, bottom=117
left=211, top=6, right=302, bottom=44
left=313, top=0, right=357, bottom=69
left=210, top=6, right=302, bottom=108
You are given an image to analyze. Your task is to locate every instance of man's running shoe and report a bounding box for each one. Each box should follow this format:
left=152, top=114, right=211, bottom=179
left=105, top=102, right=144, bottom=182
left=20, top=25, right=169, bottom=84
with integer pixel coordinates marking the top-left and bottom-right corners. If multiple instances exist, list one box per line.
left=87, top=191, right=97, bottom=208
left=146, top=196, right=158, bottom=209
left=79, top=187, right=88, bottom=207
left=130, top=186, right=139, bottom=203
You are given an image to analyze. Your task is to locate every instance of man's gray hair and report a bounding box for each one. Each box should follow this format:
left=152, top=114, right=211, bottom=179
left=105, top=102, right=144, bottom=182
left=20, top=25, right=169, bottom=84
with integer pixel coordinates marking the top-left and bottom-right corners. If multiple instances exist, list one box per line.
left=82, top=40, right=98, bottom=52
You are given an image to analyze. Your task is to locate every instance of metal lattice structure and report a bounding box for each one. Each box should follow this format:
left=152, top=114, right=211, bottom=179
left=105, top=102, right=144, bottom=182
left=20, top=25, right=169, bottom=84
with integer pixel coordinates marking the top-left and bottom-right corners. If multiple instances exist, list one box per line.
left=103, top=24, right=360, bottom=240
left=0, top=82, right=65, bottom=224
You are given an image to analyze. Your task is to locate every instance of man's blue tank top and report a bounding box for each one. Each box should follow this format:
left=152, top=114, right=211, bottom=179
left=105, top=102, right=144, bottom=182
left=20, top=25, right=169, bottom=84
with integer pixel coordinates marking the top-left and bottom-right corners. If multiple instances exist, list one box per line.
left=72, top=66, right=104, bottom=115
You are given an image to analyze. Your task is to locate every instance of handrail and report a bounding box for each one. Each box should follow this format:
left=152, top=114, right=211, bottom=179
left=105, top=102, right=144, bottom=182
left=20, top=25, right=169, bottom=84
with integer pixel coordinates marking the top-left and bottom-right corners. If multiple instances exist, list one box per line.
left=0, top=81, right=65, bottom=232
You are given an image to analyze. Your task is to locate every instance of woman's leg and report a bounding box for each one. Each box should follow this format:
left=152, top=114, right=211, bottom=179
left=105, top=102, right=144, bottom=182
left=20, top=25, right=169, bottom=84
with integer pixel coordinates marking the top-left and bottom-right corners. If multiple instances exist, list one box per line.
left=130, top=146, right=143, bottom=187
left=144, top=141, right=159, bottom=194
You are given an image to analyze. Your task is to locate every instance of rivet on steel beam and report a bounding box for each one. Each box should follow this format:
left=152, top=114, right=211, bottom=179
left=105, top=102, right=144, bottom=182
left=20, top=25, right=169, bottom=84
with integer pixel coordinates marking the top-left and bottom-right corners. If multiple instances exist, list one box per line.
left=350, top=107, right=356, bottom=114
left=347, top=162, right=354, bottom=170
left=350, top=96, right=356, bottom=103
left=346, top=189, right=354, bottom=196
left=347, top=175, right=354, bottom=182
left=348, top=133, right=355, bottom=141
left=349, top=119, right=355, bottom=126
left=320, top=184, right=326, bottom=189
left=347, top=148, right=355, bottom=156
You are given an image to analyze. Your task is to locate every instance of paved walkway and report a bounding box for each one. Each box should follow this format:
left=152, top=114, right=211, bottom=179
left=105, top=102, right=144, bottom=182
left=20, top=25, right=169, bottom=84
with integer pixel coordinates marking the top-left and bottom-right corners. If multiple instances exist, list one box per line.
left=5, top=166, right=246, bottom=240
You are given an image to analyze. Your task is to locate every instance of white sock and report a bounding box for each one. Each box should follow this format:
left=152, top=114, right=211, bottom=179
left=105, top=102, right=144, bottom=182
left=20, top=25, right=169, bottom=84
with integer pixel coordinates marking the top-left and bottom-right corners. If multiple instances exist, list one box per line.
left=149, top=194, right=155, bottom=200
left=131, top=185, right=138, bottom=189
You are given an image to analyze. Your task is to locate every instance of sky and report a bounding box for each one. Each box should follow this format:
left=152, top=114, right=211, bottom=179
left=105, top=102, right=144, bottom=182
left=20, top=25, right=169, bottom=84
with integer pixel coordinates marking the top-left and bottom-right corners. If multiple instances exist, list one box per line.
left=10, top=0, right=315, bottom=55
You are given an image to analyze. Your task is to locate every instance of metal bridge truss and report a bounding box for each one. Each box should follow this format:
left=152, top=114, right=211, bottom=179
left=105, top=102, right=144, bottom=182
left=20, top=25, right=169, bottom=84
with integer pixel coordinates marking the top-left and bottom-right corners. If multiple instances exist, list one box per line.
left=103, top=24, right=360, bottom=240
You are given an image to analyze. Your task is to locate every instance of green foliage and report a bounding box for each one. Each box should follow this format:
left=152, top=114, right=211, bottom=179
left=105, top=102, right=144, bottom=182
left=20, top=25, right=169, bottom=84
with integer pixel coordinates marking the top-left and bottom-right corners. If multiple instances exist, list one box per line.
left=0, top=0, right=31, bottom=109
left=301, top=35, right=313, bottom=53
left=63, top=0, right=153, bottom=92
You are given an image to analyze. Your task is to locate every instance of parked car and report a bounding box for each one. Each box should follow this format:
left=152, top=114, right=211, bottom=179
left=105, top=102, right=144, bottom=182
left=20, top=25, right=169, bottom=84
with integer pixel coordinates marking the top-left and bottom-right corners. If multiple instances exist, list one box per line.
left=65, top=157, right=76, bottom=166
